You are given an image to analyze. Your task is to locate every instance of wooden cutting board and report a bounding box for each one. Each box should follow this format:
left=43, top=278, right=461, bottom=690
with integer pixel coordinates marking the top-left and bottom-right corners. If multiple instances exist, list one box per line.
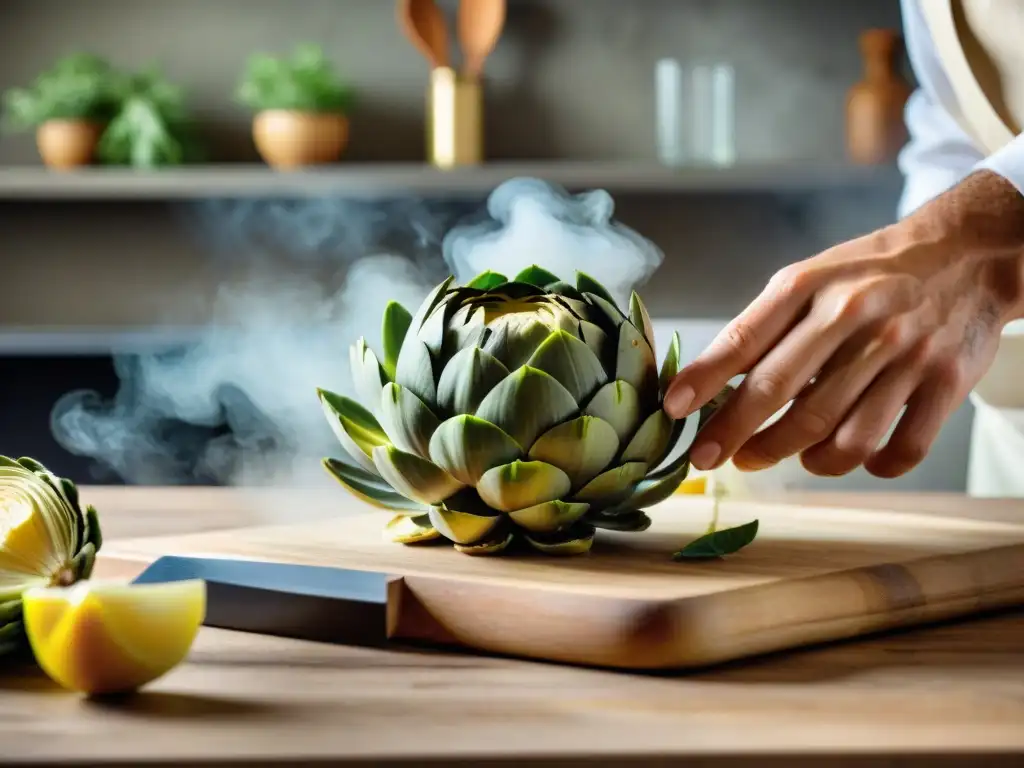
left=99, top=495, right=1024, bottom=671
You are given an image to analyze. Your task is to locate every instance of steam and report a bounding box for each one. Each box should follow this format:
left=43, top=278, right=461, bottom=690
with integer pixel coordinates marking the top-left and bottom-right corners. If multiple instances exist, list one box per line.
left=50, top=178, right=664, bottom=489
left=442, top=178, right=663, bottom=307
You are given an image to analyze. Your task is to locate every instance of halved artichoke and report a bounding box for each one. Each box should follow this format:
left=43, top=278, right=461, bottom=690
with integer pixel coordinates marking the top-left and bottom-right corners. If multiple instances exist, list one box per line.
left=0, top=456, right=102, bottom=656
left=318, top=266, right=732, bottom=556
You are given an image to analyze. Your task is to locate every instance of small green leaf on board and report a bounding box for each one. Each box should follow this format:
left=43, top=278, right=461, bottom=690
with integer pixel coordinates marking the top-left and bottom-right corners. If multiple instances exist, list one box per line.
left=671, top=519, right=759, bottom=560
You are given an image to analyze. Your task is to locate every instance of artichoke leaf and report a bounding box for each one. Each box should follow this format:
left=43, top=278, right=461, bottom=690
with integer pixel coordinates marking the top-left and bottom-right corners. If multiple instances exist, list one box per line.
left=322, top=457, right=426, bottom=512
left=381, top=300, right=413, bottom=381
left=439, top=305, right=486, bottom=365
left=477, top=460, right=572, bottom=513
left=572, top=461, right=648, bottom=504
left=527, top=415, right=619, bottom=489
left=379, top=382, right=441, bottom=458
left=394, top=336, right=437, bottom=405
left=648, top=387, right=732, bottom=477
left=70, top=543, right=96, bottom=582
left=544, top=281, right=586, bottom=301
left=0, top=621, right=25, bottom=653
left=608, top=459, right=691, bottom=514
left=397, top=276, right=455, bottom=365
left=436, top=346, right=509, bottom=416
left=482, top=318, right=553, bottom=371
left=84, top=505, right=102, bottom=553
left=317, top=388, right=389, bottom=474
left=659, top=331, right=682, bottom=396
left=628, top=291, right=656, bottom=348
left=408, top=276, right=456, bottom=332
left=514, top=265, right=561, bottom=287
left=0, top=599, right=22, bottom=624
left=582, top=292, right=627, bottom=333
left=428, top=504, right=503, bottom=545
left=428, top=415, right=523, bottom=485
left=584, top=508, right=653, bottom=532
left=551, top=295, right=591, bottom=319
left=371, top=445, right=465, bottom=505
left=583, top=380, right=641, bottom=445
left=524, top=521, right=596, bottom=556
left=648, top=408, right=702, bottom=478
left=508, top=500, right=589, bottom=533
left=578, top=320, right=614, bottom=373
left=415, top=292, right=461, bottom=358
left=454, top=530, right=515, bottom=555
left=384, top=513, right=442, bottom=544
left=465, top=271, right=508, bottom=290
left=475, top=366, right=579, bottom=451
left=350, top=338, right=388, bottom=409
left=621, top=409, right=673, bottom=465
left=616, top=321, right=659, bottom=399
left=575, top=271, right=617, bottom=307
left=487, top=281, right=548, bottom=301
left=525, top=329, right=608, bottom=403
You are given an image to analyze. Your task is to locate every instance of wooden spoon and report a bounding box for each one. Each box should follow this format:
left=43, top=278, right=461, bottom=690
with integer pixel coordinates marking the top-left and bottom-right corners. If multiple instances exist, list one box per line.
left=458, top=0, right=506, bottom=78
left=397, top=0, right=451, bottom=69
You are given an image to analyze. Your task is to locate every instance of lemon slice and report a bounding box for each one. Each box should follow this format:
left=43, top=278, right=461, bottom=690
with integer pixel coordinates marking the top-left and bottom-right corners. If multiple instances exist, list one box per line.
left=22, top=579, right=206, bottom=695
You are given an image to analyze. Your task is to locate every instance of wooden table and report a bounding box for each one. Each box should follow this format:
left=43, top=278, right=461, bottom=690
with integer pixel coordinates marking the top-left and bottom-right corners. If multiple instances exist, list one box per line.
left=5, top=487, right=1024, bottom=767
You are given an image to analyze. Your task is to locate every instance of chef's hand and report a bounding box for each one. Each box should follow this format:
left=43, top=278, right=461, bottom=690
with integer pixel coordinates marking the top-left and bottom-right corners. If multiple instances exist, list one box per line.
left=664, top=170, right=1024, bottom=478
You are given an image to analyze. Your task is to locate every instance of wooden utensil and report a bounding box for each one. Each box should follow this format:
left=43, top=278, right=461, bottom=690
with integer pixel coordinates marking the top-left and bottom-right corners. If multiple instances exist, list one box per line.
left=397, top=0, right=451, bottom=69
left=99, top=495, right=1024, bottom=671
left=457, top=0, right=506, bottom=77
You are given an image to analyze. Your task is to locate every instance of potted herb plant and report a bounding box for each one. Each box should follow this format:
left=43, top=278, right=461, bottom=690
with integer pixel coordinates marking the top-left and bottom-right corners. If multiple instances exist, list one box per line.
left=97, top=66, right=204, bottom=168
left=1, top=53, right=120, bottom=170
left=235, top=43, right=355, bottom=169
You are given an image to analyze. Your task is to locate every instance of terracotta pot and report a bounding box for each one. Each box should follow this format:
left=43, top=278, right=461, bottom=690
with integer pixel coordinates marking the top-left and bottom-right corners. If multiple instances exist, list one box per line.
left=846, top=29, right=913, bottom=165
left=252, top=110, right=350, bottom=169
left=35, top=119, right=104, bottom=170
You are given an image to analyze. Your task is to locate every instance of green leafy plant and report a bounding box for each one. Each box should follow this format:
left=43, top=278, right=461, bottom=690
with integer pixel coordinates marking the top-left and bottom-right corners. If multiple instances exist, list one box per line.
left=672, top=519, right=759, bottom=560
left=97, top=67, right=203, bottom=168
left=1, top=53, right=120, bottom=132
left=672, top=481, right=758, bottom=560
left=235, top=43, right=354, bottom=113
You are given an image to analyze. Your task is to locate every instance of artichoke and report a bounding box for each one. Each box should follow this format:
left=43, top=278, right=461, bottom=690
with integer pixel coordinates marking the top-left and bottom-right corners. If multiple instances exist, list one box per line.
left=317, top=266, right=731, bottom=556
left=0, top=456, right=102, bottom=656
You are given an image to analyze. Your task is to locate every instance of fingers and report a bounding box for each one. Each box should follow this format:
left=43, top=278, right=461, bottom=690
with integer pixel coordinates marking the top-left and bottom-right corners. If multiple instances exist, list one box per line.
left=799, top=355, right=926, bottom=477
left=664, top=265, right=816, bottom=418
left=865, top=366, right=964, bottom=478
left=685, top=287, right=890, bottom=471
left=731, top=318, right=915, bottom=471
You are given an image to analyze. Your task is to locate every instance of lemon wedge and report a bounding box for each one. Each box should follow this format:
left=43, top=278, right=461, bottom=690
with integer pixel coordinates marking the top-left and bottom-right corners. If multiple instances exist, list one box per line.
left=22, top=579, right=206, bottom=695
left=677, top=474, right=708, bottom=494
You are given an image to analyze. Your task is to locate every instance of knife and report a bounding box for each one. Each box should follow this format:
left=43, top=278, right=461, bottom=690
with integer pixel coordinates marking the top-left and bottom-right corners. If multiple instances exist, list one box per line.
left=133, top=556, right=402, bottom=648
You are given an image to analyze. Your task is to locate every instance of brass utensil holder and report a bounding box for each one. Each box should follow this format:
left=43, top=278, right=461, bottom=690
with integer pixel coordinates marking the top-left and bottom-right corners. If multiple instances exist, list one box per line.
left=427, top=67, right=483, bottom=168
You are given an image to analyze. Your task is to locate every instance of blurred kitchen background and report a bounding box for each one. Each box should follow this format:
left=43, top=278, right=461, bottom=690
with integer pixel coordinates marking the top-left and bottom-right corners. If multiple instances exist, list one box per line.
left=0, top=0, right=957, bottom=492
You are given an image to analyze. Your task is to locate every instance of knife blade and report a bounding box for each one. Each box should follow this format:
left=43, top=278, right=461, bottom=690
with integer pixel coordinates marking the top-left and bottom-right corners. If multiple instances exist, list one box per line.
left=133, top=556, right=398, bottom=647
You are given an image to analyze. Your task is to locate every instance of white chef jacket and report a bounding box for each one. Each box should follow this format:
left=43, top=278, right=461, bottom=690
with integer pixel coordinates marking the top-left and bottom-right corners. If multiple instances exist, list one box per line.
left=897, top=0, right=1024, bottom=218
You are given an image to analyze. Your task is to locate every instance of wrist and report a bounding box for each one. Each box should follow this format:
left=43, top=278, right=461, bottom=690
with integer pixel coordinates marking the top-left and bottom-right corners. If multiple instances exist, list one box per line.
left=896, top=170, right=1024, bottom=322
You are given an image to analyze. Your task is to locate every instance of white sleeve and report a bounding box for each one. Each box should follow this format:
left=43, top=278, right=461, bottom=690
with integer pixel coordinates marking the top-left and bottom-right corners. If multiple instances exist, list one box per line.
left=896, top=87, right=981, bottom=218
left=976, top=135, right=1024, bottom=197
left=896, top=0, right=982, bottom=218
left=897, top=0, right=1024, bottom=214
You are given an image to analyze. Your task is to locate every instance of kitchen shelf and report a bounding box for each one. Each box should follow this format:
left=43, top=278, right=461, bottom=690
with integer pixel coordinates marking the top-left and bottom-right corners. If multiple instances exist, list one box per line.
left=0, top=328, right=204, bottom=356
left=0, top=162, right=903, bottom=200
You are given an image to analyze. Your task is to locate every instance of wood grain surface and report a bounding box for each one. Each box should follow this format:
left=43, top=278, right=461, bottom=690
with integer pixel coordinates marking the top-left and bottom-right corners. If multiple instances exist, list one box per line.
left=100, top=494, right=1024, bottom=670
left=4, top=488, right=1024, bottom=767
